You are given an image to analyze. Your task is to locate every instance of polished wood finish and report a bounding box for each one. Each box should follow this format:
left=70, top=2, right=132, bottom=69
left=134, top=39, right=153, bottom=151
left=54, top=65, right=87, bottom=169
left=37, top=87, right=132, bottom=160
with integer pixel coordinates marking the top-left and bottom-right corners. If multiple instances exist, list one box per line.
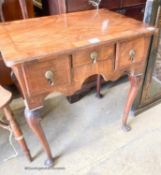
left=41, top=0, right=147, bottom=103
left=0, top=85, right=32, bottom=161
left=122, top=75, right=142, bottom=131
left=73, top=44, right=115, bottom=67
left=115, top=36, right=150, bottom=69
left=0, top=9, right=154, bottom=166
left=96, top=74, right=103, bottom=98
left=0, top=10, right=153, bottom=66
left=24, top=108, right=52, bottom=167
left=24, top=55, right=71, bottom=96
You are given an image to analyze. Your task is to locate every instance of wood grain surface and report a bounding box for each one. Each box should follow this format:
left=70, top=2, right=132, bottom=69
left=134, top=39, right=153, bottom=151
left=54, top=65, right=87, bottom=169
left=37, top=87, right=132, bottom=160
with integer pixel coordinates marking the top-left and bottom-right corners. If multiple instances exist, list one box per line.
left=0, top=9, right=155, bottom=67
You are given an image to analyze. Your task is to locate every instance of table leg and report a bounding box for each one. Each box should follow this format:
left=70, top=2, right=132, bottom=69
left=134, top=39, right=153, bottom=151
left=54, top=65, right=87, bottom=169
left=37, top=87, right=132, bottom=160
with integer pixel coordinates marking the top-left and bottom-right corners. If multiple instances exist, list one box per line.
left=2, top=106, right=32, bottom=161
left=24, top=108, right=54, bottom=167
left=96, top=75, right=103, bottom=98
left=122, top=75, right=142, bottom=132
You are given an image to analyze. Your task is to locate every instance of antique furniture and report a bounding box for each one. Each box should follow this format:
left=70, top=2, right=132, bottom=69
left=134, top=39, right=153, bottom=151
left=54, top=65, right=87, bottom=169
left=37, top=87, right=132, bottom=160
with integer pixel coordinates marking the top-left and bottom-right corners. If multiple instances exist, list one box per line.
left=0, top=85, right=32, bottom=161
left=133, top=0, right=161, bottom=114
left=0, top=0, right=34, bottom=86
left=0, top=9, right=155, bottom=166
left=40, top=0, right=147, bottom=103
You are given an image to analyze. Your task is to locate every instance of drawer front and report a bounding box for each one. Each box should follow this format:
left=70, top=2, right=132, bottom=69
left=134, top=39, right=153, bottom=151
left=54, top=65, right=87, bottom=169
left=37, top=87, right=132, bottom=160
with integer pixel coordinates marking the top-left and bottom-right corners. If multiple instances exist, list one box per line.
left=24, top=56, right=71, bottom=95
left=117, top=37, right=150, bottom=69
left=73, top=45, right=115, bottom=68
left=73, top=59, right=113, bottom=83
left=121, top=0, right=146, bottom=7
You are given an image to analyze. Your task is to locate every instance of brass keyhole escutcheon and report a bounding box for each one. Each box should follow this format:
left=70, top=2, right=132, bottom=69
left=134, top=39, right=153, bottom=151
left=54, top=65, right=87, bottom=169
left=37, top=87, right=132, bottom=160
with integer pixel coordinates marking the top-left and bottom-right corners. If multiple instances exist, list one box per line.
left=45, top=70, right=54, bottom=86
left=90, top=51, right=98, bottom=64
left=129, top=49, right=136, bottom=63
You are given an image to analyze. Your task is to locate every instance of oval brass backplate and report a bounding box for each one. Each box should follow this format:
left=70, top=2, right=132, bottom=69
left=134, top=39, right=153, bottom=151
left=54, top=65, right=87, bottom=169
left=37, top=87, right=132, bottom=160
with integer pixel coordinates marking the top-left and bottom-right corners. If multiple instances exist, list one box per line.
left=90, top=51, right=98, bottom=64
left=45, top=70, right=54, bottom=86
left=129, top=49, right=136, bottom=63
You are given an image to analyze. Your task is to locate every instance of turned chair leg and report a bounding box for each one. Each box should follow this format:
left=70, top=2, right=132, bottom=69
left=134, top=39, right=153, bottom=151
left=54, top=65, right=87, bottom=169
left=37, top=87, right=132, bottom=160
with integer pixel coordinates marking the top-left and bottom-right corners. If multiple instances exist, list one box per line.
left=25, top=108, right=54, bottom=167
left=122, top=75, right=142, bottom=132
left=2, top=105, right=32, bottom=161
left=96, top=75, right=103, bottom=98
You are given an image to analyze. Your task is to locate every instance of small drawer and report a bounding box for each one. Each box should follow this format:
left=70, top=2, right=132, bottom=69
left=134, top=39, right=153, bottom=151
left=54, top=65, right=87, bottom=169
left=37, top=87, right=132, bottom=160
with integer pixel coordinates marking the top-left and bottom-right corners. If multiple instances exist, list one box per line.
left=116, top=36, right=150, bottom=69
left=73, top=59, right=113, bottom=83
left=73, top=44, right=115, bottom=67
left=24, top=55, right=71, bottom=95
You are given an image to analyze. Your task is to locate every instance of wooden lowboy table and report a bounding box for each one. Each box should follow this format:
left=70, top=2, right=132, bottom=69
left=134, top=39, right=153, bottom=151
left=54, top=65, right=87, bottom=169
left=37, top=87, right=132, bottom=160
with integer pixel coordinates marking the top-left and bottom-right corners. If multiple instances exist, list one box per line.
left=0, top=9, right=155, bottom=166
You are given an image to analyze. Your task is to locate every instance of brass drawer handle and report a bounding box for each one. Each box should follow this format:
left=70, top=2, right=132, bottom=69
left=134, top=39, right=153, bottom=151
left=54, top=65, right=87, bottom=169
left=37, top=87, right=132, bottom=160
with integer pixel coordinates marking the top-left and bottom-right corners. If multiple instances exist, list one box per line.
left=129, top=49, right=136, bottom=63
left=45, top=70, right=54, bottom=86
left=90, top=51, right=98, bottom=64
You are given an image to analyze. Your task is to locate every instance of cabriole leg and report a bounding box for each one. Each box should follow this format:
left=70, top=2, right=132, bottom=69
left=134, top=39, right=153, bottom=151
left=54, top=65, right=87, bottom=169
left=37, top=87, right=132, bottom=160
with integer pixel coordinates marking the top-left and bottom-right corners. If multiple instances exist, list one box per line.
left=96, top=75, right=103, bottom=98
left=122, top=74, right=142, bottom=132
left=24, top=108, right=54, bottom=167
